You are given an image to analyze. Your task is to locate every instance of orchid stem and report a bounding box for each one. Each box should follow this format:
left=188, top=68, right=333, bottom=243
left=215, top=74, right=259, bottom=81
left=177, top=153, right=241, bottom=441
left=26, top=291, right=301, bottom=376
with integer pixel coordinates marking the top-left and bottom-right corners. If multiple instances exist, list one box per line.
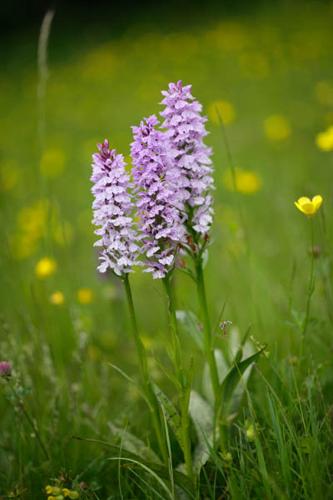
left=194, top=256, right=220, bottom=402
left=163, top=274, right=193, bottom=482
left=123, top=274, right=168, bottom=463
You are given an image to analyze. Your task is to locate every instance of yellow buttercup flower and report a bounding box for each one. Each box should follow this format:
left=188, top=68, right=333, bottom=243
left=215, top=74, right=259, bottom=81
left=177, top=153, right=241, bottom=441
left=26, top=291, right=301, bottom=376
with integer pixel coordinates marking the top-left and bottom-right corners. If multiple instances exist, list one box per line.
left=294, top=195, right=323, bottom=216
left=316, top=126, right=333, bottom=151
left=223, top=168, right=262, bottom=194
left=35, top=257, right=57, bottom=278
left=77, top=288, right=94, bottom=304
left=50, top=291, right=64, bottom=305
left=208, top=100, right=236, bottom=126
left=264, top=114, right=291, bottom=142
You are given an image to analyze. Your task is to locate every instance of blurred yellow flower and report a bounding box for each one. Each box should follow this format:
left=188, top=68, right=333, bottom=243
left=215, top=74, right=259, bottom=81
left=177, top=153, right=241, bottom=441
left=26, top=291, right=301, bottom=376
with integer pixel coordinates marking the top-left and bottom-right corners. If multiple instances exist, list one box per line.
left=40, top=148, right=66, bottom=178
left=77, top=288, right=94, bottom=304
left=316, top=126, right=333, bottom=151
left=35, top=257, right=57, bottom=278
left=45, top=485, right=61, bottom=495
left=0, top=160, right=20, bottom=192
left=45, top=484, right=79, bottom=498
left=12, top=200, right=54, bottom=260
left=264, top=114, right=291, bottom=142
left=245, top=423, right=256, bottom=441
left=208, top=100, right=236, bottom=126
left=294, top=195, right=323, bottom=216
left=50, top=291, right=64, bottom=305
left=64, top=489, right=79, bottom=499
left=223, top=168, right=262, bottom=194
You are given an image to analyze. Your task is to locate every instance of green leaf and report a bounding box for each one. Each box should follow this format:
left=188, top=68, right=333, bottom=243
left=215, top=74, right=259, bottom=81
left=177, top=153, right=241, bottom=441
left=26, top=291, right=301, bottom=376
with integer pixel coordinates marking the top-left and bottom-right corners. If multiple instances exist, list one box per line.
left=189, top=390, right=214, bottom=473
left=108, top=422, right=160, bottom=463
left=109, top=457, right=174, bottom=499
left=203, top=349, right=229, bottom=403
left=74, top=436, right=194, bottom=497
left=176, top=310, right=204, bottom=351
left=219, top=349, right=264, bottom=417
left=153, top=384, right=184, bottom=453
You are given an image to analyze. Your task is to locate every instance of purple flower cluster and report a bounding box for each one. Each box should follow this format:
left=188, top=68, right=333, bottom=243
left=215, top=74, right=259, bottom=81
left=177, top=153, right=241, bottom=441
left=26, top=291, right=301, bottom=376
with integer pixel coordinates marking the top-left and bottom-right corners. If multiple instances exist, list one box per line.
left=160, top=81, right=214, bottom=235
left=91, top=140, right=138, bottom=276
left=0, top=361, right=11, bottom=378
left=91, top=81, right=214, bottom=279
left=131, top=115, right=187, bottom=278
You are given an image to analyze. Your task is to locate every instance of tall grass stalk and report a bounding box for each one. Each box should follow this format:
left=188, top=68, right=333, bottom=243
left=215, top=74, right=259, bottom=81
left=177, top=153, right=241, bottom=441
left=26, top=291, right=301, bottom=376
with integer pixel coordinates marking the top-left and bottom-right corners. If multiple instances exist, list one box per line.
left=37, top=9, right=55, bottom=152
left=8, top=380, right=49, bottom=461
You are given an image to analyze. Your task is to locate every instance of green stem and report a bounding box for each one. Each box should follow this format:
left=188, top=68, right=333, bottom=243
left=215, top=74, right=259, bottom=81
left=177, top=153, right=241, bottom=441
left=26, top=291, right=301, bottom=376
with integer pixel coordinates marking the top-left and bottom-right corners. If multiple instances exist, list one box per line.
left=122, top=275, right=168, bottom=463
left=195, top=257, right=220, bottom=402
left=300, top=218, right=315, bottom=362
left=302, top=218, right=315, bottom=347
left=163, top=275, right=193, bottom=482
left=163, top=275, right=183, bottom=382
left=123, top=275, right=147, bottom=379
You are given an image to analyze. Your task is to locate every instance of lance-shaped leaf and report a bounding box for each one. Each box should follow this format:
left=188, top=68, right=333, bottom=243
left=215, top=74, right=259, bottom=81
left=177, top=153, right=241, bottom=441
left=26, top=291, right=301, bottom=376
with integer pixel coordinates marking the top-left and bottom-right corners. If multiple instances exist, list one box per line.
left=153, top=384, right=184, bottom=454
left=74, top=435, right=194, bottom=497
left=218, top=348, right=264, bottom=421
left=202, top=349, right=229, bottom=404
left=189, top=390, right=214, bottom=473
left=108, top=422, right=160, bottom=463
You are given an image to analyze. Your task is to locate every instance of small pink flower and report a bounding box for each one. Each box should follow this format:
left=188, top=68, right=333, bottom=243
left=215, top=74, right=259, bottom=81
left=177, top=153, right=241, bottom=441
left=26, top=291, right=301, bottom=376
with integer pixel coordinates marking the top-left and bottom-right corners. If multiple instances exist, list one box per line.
left=0, top=361, right=12, bottom=378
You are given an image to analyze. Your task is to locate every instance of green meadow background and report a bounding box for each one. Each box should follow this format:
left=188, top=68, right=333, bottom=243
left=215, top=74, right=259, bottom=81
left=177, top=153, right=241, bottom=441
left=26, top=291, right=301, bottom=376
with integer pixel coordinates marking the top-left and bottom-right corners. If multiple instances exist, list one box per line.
left=1, top=0, right=333, bottom=496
